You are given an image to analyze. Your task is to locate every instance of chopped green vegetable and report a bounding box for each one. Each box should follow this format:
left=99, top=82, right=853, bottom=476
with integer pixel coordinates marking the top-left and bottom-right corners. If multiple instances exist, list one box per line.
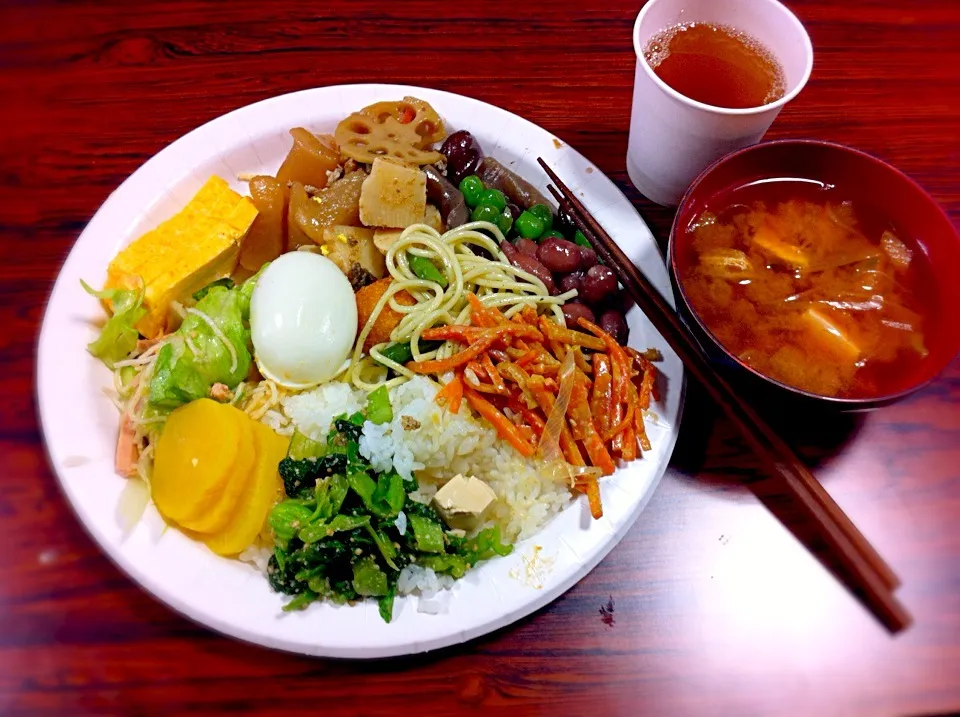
left=322, top=474, right=350, bottom=520
left=404, top=497, right=443, bottom=523
left=458, top=175, right=484, bottom=207
left=373, top=471, right=406, bottom=516
left=299, top=514, right=371, bottom=543
left=288, top=429, right=325, bottom=460
left=148, top=285, right=251, bottom=408
left=365, top=386, right=393, bottom=425
left=418, top=554, right=469, bottom=579
left=378, top=586, right=397, bottom=622
left=461, top=525, right=513, bottom=562
left=281, top=589, right=319, bottom=612
left=278, top=454, right=347, bottom=499
left=539, top=229, right=565, bottom=241
left=265, top=411, right=513, bottom=622
left=192, top=277, right=235, bottom=302
left=352, top=557, right=389, bottom=597
left=268, top=500, right=314, bottom=545
left=350, top=470, right=404, bottom=518
left=80, top=280, right=148, bottom=368
left=408, top=514, right=445, bottom=554
left=348, top=471, right=378, bottom=510
left=333, top=414, right=364, bottom=442
left=375, top=339, right=444, bottom=367
left=408, top=254, right=448, bottom=288
left=364, top=523, right=399, bottom=570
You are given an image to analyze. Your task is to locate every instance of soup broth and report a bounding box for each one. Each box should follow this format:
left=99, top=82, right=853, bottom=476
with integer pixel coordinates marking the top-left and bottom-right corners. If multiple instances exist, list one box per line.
left=676, top=179, right=937, bottom=399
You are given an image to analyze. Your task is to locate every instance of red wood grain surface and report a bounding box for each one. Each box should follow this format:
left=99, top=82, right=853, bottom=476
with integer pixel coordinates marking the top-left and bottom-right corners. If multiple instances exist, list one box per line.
left=2, top=1, right=959, bottom=715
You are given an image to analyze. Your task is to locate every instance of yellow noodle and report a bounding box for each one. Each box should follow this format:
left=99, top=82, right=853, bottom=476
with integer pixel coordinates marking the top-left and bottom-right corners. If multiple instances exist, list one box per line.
left=348, top=220, right=572, bottom=389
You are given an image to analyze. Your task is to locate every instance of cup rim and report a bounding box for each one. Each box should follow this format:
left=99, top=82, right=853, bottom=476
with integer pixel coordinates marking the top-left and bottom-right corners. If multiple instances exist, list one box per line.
left=632, top=0, right=814, bottom=117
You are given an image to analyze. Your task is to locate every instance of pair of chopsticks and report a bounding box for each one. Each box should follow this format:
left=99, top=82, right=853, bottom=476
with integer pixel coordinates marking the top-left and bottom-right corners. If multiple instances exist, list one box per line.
left=537, top=157, right=911, bottom=633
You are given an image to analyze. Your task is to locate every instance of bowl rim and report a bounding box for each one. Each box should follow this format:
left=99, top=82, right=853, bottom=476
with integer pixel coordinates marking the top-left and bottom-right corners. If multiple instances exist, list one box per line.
left=668, top=138, right=960, bottom=406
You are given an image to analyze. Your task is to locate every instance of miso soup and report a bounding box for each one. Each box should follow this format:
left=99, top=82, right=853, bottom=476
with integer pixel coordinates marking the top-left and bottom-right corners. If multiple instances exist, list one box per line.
left=676, top=179, right=937, bottom=398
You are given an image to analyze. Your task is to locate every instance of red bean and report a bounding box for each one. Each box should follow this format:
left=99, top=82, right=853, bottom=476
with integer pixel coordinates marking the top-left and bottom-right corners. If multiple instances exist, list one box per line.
left=514, top=237, right=539, bottom=258
left=599, top=309, right=629, bottom=344
left=500, top=240, right=519, bottom=262
left=510, top=253, right=557, bottom=294
left=558, top=270, right=585, bottom=294
left=580, top=265, right=617, bottom=305
left=561, top=301, right=596, bottom=330
left=608, top=288, right=635, bottom=314
left=441, top=130, right=484, bottom=185
left=537, top=237, right=581, bottom=274
left=578, top=245, right=598, bottom=270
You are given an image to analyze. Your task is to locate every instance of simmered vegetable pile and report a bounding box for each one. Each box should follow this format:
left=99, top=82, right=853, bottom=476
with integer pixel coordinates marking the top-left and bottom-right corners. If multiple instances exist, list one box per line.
left=265, top=388, right=513, bottom=622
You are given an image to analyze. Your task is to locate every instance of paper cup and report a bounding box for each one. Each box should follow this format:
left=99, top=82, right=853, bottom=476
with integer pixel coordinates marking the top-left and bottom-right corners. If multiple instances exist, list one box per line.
left=626, top=0, right=813, bottom=206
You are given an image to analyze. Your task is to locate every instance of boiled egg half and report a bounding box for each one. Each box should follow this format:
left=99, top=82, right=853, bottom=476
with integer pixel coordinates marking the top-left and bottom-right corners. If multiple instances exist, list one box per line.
left=249, top=252, right=358, bottom=389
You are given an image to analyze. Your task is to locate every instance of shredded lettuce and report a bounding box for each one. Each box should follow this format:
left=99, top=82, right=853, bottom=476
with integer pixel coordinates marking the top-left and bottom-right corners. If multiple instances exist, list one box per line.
left=81, top=280, right=147, bottom=368
left=148, top=285, right=251, bottom=408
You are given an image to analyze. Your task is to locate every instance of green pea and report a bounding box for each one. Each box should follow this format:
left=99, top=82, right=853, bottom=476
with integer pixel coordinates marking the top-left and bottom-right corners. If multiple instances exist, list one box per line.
left=458, top=175, right=484, bottom=208
left=471, top=204, right=502, bottom=225
left=478, top=188, right=506, bottom=211
left=515, top=210, right=546, bottom=239
left=528, top=204, right=554, bottom=232
left=497, top=206, right=514, bottom=235
left=573, top=229, right=591, bottom=248
left=539, top=229, right=564, bottom=241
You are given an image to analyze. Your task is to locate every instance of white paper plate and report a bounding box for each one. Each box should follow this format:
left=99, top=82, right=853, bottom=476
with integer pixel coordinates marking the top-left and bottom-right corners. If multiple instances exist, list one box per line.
left=37, top=84, right=684, bottom=658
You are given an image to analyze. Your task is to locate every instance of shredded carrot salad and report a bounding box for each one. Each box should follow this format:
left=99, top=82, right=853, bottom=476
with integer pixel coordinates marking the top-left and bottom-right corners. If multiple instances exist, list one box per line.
left=409, top=293, right=660, bottom=519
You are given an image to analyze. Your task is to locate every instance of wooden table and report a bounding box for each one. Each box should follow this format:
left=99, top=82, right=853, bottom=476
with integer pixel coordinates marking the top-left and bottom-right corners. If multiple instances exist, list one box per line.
left=3, top=1, right=958, bottom=714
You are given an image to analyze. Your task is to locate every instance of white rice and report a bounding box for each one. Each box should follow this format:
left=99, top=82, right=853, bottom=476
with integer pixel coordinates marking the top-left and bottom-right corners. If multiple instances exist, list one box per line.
left=397, top=564, right=456, bottom=614
left=278, top=376, right=571, bottom=541
left=238, top=544, right=272, bottom=574
left=283, top=382, right=363, bottom=443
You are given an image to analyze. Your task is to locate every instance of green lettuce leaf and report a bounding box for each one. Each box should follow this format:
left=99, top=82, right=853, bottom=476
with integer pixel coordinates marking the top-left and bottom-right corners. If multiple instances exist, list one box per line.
left=192, top=277, right=235, bottom=302
left=237, top=261, right=269, bottom=321
left=148, top=285, right=251, bottom=408
left=81, top=280, right=147, bottom=368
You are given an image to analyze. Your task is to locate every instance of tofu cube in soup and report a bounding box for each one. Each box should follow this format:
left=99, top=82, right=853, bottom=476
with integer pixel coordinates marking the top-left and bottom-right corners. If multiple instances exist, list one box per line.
left=359, top=158, right=427, bottom=228
left=321, top=225, right=386, bottom=290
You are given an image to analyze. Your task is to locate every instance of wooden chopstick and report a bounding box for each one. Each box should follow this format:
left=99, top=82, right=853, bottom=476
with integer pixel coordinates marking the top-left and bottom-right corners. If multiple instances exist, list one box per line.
left=537, top=157, right=910, bottom=633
